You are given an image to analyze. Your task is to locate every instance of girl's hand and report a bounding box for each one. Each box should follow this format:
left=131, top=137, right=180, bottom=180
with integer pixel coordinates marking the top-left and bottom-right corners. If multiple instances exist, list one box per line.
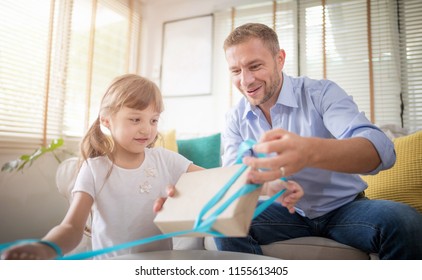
left=153, top=185, right=176, bottom=213
left=262, top=179, right=304, bottom=214
left=1, top=242, right=57, bottom=260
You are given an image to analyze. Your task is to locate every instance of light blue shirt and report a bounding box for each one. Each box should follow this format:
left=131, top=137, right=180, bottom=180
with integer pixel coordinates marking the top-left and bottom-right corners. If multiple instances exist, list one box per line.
left=222, top=73, right=396, bottom=219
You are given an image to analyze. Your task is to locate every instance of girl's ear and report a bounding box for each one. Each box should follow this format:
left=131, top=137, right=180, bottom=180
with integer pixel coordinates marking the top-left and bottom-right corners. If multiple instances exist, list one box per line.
left=100, top=116, right=112, bottom=136
left=100, top=116, right=110, bottom=128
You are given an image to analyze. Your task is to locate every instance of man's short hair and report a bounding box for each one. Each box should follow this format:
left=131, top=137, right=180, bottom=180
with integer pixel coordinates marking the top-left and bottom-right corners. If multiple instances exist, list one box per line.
left=223, top=23, right=280, bottom=56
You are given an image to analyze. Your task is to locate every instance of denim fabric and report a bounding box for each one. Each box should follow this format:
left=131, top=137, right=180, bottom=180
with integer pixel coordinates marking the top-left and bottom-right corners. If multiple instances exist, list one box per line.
left=214, top=197, right=422, bottom=260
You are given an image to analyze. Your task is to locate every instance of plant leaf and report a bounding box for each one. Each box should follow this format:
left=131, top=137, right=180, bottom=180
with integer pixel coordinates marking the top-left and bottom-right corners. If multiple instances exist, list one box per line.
left=1, top=138, right=65, bottom=173
left=1, top=160, right=22, bottom=172
left=20, top=154, right=31, bottom=161
left=48, top=138, right=64, bottom=150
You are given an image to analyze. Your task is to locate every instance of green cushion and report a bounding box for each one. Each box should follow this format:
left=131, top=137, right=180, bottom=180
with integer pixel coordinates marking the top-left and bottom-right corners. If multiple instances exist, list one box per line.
left=176, top=133, right=221, bottom=169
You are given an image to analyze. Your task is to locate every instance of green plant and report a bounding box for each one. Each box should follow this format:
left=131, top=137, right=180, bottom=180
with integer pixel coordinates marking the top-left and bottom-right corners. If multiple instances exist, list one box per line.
left=1, top=138, right=66, bottom=172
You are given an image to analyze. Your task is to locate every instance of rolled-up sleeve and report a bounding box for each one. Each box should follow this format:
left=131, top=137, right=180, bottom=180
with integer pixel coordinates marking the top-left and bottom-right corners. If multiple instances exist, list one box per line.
left=353, top=127, right=396, bottom=175
left=319, top=81, right=396, bottom=175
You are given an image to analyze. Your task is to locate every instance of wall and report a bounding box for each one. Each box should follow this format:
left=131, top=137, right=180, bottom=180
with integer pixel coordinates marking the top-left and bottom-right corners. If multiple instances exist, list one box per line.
left=0, top=153, right=68, bottom=243
left=140, top=0, right=262, bottom=138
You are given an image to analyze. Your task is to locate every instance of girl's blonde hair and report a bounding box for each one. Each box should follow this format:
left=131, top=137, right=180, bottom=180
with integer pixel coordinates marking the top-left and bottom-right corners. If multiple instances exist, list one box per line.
left=80, top=74, right=164, bottom=162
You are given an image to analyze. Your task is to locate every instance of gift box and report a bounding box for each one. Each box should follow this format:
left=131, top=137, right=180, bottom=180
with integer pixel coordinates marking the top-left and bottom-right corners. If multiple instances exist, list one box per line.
left=154, top=164, right=261, bottom=237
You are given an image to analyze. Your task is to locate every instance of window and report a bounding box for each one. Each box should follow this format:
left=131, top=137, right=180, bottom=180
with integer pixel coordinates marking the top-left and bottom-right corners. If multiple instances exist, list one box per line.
left=0, top=0, right=142, bottom=151
left=213, top=0, right=422, bottom=132
left=398, top=0, right=422, bottom=130
left=300, top=0, right=402, bottom=127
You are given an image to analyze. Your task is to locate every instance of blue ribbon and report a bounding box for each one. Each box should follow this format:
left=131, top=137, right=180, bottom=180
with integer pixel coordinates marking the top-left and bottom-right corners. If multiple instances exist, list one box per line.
left=0, top=140, right=287, bottom=260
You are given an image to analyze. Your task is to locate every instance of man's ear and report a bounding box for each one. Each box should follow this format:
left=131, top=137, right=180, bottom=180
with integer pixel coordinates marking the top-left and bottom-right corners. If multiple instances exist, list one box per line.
left=277, top=49, right=286, bottom=68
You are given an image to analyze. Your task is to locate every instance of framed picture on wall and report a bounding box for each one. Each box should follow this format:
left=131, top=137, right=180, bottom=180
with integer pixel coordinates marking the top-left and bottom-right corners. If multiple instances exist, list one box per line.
left=160, top=14, right=213, bottom=97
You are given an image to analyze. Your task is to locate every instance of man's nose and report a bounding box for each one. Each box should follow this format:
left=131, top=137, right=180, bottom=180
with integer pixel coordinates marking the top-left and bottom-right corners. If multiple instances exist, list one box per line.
left=240, top=70, right=254, bottom=87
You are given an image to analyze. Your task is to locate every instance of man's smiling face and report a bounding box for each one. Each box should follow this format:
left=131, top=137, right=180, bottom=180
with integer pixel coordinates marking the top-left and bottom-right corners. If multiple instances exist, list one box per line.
left=225, top=38, right=284, bottom=107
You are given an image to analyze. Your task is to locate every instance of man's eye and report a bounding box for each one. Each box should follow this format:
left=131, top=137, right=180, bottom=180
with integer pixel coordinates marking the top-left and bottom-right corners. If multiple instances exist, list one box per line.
left=250, top=64, right=260, bottom=70
left=231, top=69, right=241, bottom=75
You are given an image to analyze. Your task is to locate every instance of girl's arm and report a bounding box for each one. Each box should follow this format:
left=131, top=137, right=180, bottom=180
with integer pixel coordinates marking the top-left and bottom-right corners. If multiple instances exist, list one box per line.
left=153, top=163, right=203, bottom=212
left=1, top=192, right=93, bottom=260
left=187, top=163, right=204, bottom=172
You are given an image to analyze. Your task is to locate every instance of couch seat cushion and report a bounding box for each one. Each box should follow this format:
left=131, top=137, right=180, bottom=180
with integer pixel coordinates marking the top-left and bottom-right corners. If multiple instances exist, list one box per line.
left=261, top=237, right=370, bottom=260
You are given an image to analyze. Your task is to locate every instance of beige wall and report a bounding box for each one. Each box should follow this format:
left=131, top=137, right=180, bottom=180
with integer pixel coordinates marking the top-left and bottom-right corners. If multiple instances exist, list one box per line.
left=140, top=0, right=262, bottom=137
left=0, top=154, right=68, bottom=243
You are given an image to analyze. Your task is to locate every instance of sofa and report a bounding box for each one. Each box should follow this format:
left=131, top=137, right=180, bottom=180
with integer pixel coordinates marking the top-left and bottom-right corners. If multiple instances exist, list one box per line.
left=56, top=129, right=422, bottom=259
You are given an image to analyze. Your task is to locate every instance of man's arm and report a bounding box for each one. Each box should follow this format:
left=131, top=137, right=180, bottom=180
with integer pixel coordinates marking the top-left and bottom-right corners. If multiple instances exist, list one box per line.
left=243, top=128, right=394, bottom=184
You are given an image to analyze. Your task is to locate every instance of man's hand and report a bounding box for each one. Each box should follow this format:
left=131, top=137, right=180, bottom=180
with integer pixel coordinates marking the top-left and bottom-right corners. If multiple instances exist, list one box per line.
left=153, top=185, right=175, bottom=213
left=243, top=129, right=310, bottom=183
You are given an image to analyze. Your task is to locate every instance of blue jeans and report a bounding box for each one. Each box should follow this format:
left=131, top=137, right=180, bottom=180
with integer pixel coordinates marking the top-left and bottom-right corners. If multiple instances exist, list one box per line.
left=214, top=196, right=422, bottom=259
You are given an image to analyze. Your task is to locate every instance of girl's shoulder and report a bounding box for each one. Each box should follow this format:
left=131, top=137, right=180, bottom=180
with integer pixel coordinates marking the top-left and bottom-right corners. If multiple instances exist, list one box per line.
left=145, top=147, right=185, bottom=162
left=85, top=155, right=109, bottom=163
left=82, top=155, right=112, bottom=170
left=146, top=146, right=175, bottom=156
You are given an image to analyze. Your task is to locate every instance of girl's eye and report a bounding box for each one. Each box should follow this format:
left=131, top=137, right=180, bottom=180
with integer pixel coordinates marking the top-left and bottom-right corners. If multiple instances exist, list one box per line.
left=130, top=118, right=140, bottom=123
left=151, top=119, right=159, bottom=125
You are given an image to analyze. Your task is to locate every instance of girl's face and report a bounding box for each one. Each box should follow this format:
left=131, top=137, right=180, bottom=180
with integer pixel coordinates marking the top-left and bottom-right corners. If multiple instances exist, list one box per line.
left=104, top=104, right=160, bottom=156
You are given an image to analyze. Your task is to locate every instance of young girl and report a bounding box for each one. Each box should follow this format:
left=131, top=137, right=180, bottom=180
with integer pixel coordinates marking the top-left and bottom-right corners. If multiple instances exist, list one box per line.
left=2, top=74, right=203, bottom=260
left=2, top=74, right=304, bottom=260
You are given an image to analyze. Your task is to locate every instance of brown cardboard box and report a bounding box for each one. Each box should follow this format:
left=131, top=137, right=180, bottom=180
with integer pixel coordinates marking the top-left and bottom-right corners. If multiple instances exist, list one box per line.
left=154, top=164, right=261, bottom=237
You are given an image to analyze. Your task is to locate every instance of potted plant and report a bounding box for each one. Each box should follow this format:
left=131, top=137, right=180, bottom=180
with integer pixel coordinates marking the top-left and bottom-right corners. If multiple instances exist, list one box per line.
left=1, top=138, right=72, bottom=172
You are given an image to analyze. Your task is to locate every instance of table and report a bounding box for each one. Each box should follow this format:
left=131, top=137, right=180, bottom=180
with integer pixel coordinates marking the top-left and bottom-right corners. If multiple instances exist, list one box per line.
left=110, top=250, right=279, bottom=260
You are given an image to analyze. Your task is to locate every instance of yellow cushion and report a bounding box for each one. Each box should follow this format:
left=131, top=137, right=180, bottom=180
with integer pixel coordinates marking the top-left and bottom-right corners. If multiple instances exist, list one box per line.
left=361, top=130, right=422, bottom=213
left=155, top=130, right=178, bottom=152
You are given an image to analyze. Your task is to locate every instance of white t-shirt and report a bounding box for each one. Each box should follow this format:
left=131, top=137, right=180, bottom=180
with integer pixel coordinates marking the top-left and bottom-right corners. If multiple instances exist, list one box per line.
left=72, top=147, right=192, bottom=259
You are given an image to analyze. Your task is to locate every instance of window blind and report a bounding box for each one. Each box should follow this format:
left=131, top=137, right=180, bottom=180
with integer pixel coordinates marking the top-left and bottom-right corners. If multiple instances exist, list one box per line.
left=0, top=0, right=142, bottom=151
left=398, top=0, right=422, bottom=132
left=299, top=0, right=402, bottom=126
left=313, top=0, right=372, bottom=115
left=213, top=0, right=421, bottom=131
left=63, top=0, right=142, bottom=138
left=370, top=0, right=402, bottom=127
left=0, top=0, right=53, bottom=149
left=274, top=0, right=298, bottom=77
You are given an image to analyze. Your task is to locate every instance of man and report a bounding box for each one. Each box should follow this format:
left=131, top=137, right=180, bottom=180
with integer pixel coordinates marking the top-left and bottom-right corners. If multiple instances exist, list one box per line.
left=215, top=22, right=422, bottom=259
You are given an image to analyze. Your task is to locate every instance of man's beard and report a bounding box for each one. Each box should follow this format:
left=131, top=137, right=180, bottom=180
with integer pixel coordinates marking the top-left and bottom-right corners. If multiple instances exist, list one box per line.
left=252, top=70, right=281, bottom=107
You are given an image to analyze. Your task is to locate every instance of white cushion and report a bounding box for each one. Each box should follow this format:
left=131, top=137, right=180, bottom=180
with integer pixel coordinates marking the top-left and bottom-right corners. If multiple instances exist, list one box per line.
left=55, top=157, right=80, bottom=201
left=172, top=237, right=204, bottom=250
